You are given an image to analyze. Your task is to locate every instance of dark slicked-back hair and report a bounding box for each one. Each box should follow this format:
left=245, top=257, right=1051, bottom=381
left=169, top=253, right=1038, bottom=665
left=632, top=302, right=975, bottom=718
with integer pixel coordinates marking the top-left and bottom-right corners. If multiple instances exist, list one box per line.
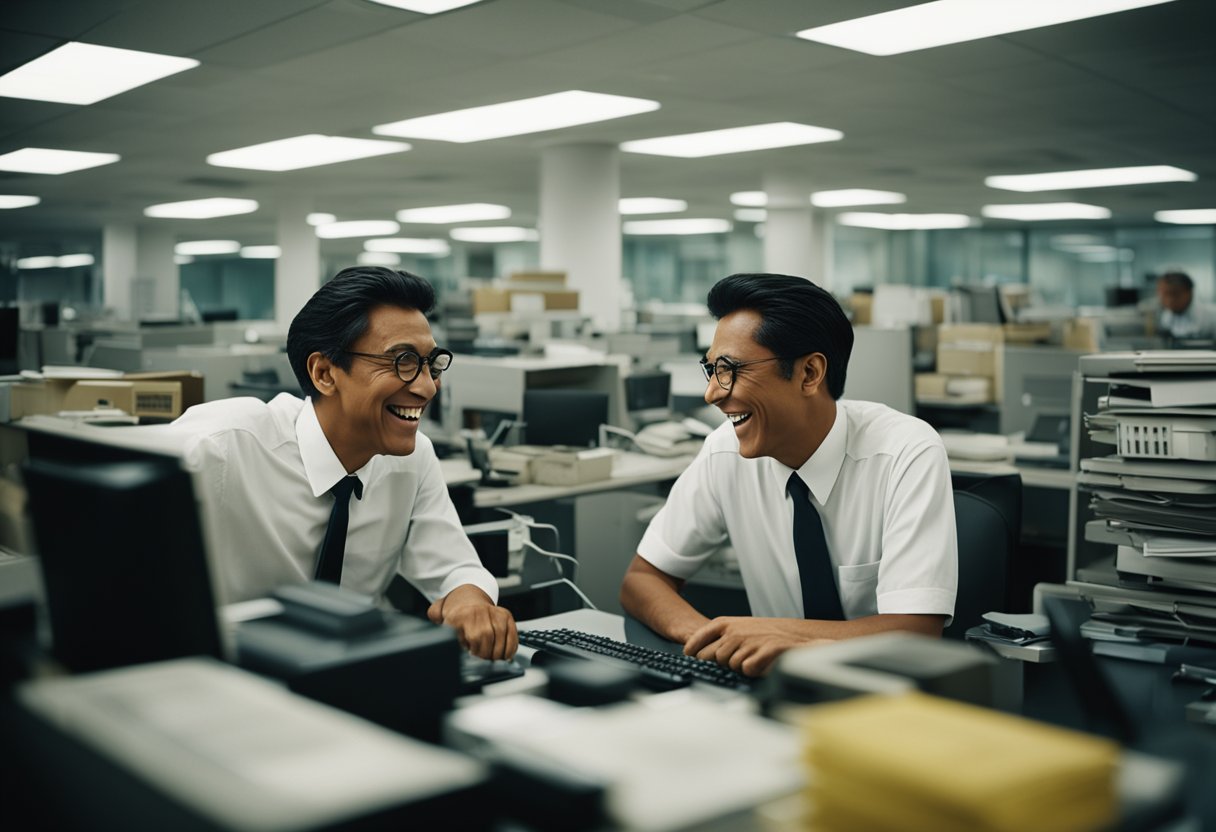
left=1159, top=270, right=1193, bottom=292
left=707, top=273, right=853, bottom=399
left=286, top=266, right=436, bottom=398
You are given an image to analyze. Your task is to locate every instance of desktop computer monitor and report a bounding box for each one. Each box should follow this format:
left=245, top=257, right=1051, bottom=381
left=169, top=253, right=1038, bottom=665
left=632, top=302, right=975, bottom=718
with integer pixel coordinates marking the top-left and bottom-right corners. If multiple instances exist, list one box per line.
left=1105, top=286, right=1140, bottom=307
left=21, top=431, right=222, bottom=673
left=956, top=286, right=1005, bottom=324
left=625, top=371, right=672, bottom=425
left=523, top=389, right=609, bottom=448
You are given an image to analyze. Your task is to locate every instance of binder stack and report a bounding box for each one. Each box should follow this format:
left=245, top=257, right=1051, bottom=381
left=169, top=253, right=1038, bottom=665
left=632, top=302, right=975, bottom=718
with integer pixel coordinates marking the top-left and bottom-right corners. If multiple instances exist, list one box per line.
left=1075, top=351, right=1216, bottom=661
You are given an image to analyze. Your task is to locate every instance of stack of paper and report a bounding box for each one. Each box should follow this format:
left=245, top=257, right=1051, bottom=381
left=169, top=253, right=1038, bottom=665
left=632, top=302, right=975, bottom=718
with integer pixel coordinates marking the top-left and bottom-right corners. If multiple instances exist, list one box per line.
left=801, top=692, right=1118, bottom=832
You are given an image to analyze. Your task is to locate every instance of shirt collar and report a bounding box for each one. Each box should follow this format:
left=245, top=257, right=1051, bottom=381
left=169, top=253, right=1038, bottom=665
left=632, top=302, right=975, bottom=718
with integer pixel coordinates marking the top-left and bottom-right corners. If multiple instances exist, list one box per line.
left=296, top=397, right=369, bottom=498
left=789, top=402, right=848, bottom=505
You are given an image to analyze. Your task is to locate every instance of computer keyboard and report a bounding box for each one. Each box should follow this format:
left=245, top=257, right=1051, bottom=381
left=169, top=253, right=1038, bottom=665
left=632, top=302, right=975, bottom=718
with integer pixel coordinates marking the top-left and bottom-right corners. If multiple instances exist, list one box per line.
left=518, top=628, right=753, bottom=692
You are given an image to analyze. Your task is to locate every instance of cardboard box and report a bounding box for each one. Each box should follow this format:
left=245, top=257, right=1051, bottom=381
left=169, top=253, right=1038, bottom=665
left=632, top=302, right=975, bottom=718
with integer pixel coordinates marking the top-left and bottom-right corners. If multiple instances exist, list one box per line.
left=62, top=380, right=181, bottom=420
left=125, top=371, right=204, bottom=411
left=936, top=346, right=997, bottom=378
left=531, top=447, right=615, bottom=486
left=472, top=286, right=580, bottom=315
left=915, top=373, right=949, bottom=398
left=1063, top=318, right=1101, bottom=352
left=938, top=323, right=1004, bottom=346
left=850, top=293, right=873, bottom=326
left=506, top=271, right=567, bottom=287
left=1002, top=323, right=1052, bottom=344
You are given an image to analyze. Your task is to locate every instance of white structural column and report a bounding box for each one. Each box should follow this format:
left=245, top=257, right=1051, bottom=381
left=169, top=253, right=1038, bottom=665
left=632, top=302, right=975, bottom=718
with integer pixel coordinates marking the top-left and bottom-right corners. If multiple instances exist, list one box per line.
left=276, top=201, right=321, bottom=327
left=762, top=172, right=827, bottom=285
left=102, top=224, right=138, bottom=320
left=135, top=227, right=178, bottom=319
left=539, top=144, right=622, bottom=331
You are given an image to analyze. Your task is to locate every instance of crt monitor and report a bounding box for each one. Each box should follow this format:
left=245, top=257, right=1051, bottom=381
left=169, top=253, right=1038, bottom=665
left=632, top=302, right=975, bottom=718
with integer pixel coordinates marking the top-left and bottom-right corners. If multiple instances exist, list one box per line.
left=522, top=389, right=609, bottom=448
left=21, top=432, right=222, bottom=673
left=625, top=371, right=672, bottom=424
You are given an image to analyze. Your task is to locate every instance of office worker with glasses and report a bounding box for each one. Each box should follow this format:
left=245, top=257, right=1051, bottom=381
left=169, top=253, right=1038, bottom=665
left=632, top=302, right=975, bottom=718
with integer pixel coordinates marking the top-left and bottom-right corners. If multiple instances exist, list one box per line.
left=173, top=266, right=517, bottom=660
left=620, top=273, right=957, bottom=676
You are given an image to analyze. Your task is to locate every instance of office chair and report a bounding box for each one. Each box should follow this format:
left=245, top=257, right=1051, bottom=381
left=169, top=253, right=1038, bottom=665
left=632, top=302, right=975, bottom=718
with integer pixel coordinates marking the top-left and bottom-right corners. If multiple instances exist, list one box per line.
left=229, top=368, right=300, bottom=402
left=943, top=487, right=1019, bottom=640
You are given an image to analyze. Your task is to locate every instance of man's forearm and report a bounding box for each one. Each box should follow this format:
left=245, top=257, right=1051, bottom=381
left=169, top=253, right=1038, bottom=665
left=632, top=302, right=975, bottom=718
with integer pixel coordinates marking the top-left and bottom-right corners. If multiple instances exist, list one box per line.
left=769, top=613, right=945, bottom=641
left=619, top=571, right=710, bottom=643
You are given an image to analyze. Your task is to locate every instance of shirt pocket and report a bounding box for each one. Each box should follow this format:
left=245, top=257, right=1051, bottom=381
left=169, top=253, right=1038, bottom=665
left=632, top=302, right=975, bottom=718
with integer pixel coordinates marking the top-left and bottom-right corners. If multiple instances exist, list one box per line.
left=835, top=560, right=881, bottom=618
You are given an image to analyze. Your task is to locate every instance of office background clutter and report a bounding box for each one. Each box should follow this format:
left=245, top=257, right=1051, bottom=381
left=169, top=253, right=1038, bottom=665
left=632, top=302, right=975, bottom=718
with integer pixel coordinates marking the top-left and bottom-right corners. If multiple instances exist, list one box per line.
left=3, top=1, right=1216, bottom=830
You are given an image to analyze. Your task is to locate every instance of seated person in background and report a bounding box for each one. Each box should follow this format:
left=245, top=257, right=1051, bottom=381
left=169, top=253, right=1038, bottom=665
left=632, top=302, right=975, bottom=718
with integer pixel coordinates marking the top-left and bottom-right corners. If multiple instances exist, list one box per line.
left=173, top=266, right=517, bottom=660
left=620, top=273, right=957, bottom=677
left=1157, top=270, right=1215, bottom=340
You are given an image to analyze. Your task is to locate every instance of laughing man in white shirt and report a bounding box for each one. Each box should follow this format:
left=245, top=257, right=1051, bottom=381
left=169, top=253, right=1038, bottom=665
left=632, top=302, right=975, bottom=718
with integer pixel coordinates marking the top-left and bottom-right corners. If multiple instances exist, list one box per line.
left=621, top=273, right=957, bottom=677
left=175, top=266, right=517, bottom=661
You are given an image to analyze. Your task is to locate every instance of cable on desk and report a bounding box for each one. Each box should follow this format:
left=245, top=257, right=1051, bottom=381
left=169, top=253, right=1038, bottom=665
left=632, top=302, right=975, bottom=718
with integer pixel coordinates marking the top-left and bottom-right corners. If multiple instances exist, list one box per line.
left=530, top=578, right=598, bottom=611
left=494, top=506, right=561, bottom=553
left=523, top=540, right=578, bottom=582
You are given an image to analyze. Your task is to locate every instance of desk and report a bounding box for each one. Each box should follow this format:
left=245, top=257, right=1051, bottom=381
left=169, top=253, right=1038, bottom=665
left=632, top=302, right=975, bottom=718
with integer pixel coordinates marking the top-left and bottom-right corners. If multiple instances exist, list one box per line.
left=470, top=450, right=694, bottom=509
left=947, top=457, right=1074, bottom=491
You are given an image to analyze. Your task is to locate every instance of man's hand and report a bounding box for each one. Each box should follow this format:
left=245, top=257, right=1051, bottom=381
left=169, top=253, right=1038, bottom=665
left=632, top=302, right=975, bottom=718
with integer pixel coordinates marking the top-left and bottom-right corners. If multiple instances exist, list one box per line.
left=684, top=616, right=833, bottom=677
left=427, top=585, right=518, bottom=660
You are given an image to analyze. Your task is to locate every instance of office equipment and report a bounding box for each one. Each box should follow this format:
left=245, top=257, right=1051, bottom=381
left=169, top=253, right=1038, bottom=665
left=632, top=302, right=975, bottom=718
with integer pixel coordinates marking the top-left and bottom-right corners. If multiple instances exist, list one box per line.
left=955, top=285, right=1005, bottom=324
left=236, top=581, right=462, bottom=742
left=523, top=388, right=609, bottom=448
left=847, top=325, right=914, bottom=413
left=9, top=657, right=488, bottom=831
left=999, top=346, right=1081, bottom=435
left=517, top=627, right=753, bottom=691
left=1107, top=286, right=1141, bottom=307
left=23, top=449, right=222, bottom=673
left=871, top=284, right=934, bottom=328
left=623, top=370, right=672, bottom=425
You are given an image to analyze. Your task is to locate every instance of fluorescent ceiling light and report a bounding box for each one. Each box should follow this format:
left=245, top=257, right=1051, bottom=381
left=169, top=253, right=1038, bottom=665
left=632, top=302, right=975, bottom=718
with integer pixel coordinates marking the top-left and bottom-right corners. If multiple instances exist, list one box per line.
left=365, top=237, right=452, bottom=255
left=56, top=253, right=94, bottom=268
left=0, top=41, right=198, bottom=105
left=795, top=0, right=1178, bottom=56
left=174, top=254, right=194, bottom=265
left=175, top=240, right=240, bottom=256
left=985, top=165, right=1195, bottom=192
left=397, top=203, right=510, bottom=224
left=365, top=0, right=485, bottom=13
left=373, top=90, right=659, bottom=143
left=0, top=147, right=120, bottom=175
left=623, top=219, right=733, bottom=235
left=1051, top=234, right=1107, bottom=247
left=837, top=212, right=972, bottom=230
left=1155, top=209, right=1216, bottom=224
left=619, top=197, right=687, bottom=215
left=16, top=256, right=58, bottom=270
left=207, top=134, right=409, bottom=172
left=315, top=220, right=400, bottom=239
left=730, top=191, right=767, bottom=207
left=358, top=252, right=403, bottom=267
left=811, top=189, right=906, bottom=207
left=981, top=203, right=1111, bottom=221
left=449, top=227, right=538, bottom=243
left=240, top=246, right=281, bottom=259
left=623, top=122, right=842, bottom=158
left=0, top=195, right=40, bottom=209
left=306, top=212, right=336, bottom=226
left=733, top=208, right=767, bottom=223
left=144, top=197, right=259, bottom=219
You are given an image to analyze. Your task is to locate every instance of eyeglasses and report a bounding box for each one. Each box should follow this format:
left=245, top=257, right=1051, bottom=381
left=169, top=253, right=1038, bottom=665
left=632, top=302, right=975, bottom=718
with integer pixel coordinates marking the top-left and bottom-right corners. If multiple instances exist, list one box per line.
left=343, top=347, right=454, bottom=384
left=699, top=355, right=795, bottom=390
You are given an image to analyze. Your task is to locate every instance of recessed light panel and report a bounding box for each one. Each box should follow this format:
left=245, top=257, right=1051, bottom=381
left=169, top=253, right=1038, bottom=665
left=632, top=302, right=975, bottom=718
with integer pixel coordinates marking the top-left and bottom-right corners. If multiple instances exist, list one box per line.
left=358, top=252, right=403, bottom=267
left=622, top=122, right=842, bottom=158
left=981, top=203, right=1111, bottom=221
left=365, top=0, right=485, bottom=13
left=985, top=165, right=1195, bottom=192
left=56, top=253, right=94, bottom=268
left=307, top=213, right=337, bottom=226
left=837, top=213, right=971, bottom=230
left=365, top=238, right=452, bottom=255
left=811, top=189, right=906, bottom=207
left=795, top=0, right=1178, bottom=56
left=0, top=147, right=120, bottom=175
left=144, top=197, right=259, bottom=219
left=449, top=227, right=538, bottom=243
left=730, top=191, right=767, bottom=207
left=623, top=219, right=733, bottom=235
left=1155, top=209, right=1216, bottom=224
left=0, top=42, right=198, bottom=105
left=207, top=135, right=409, bottom=172
left=175, top=240, right=240, bottom=256
left=239, top=246, right=281, bottom=259
left=733, top=209, right=767, bottom=223
left=315, top=221, right=400, bottom=239
left=397, top=203, right=511, bottom=224
left=16, top=256, right=59, bottom=270
left=373, top=90, right=659, bottom=143
left=0, top=195, right=40, bottom=209
left=619, top=198, right=687, bottom=215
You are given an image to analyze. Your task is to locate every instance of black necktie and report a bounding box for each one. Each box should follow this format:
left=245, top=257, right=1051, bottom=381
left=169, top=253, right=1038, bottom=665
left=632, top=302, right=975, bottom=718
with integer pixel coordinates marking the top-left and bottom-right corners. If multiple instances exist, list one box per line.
left=314, top=476, right=363, bottom=584
left=786, top=472, right=844, bottom=620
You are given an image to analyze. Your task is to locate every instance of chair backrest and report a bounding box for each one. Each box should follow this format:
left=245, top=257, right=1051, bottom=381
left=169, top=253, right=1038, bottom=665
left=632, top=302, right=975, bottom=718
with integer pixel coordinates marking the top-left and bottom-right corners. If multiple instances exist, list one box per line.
left=943, top=489, right=1016, bottom=640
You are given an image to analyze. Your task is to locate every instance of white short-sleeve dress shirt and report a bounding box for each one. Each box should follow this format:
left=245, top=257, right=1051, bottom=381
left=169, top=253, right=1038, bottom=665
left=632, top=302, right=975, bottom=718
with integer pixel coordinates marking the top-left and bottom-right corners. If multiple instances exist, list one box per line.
left=637, top=399, right=957, bottom=621
left=173, top=393, right=499, bottom=607
left=1161, top=301, right=1216, bottom=339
